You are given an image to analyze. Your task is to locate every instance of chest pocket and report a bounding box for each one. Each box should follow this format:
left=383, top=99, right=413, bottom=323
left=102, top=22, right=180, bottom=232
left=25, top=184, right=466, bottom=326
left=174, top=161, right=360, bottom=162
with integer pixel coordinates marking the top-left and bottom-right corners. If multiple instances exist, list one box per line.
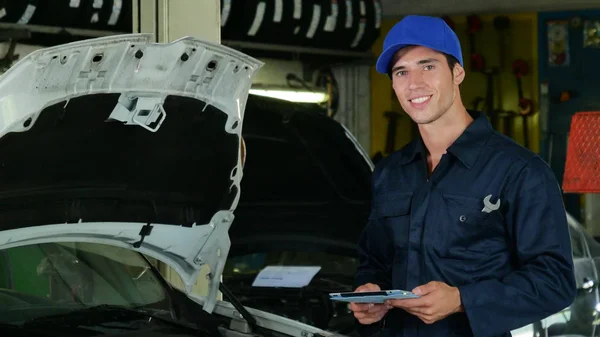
left=436, top=193, right=505, bottom=256
left=370, top=192, right=413, bottom=250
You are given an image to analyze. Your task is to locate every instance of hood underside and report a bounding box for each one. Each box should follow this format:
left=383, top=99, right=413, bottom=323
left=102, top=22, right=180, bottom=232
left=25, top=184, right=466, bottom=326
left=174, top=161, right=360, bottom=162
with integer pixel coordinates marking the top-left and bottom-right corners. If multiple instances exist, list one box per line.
left=0, top=34, right=263, bottom=312
left=231, top=95, right=373, bottom=257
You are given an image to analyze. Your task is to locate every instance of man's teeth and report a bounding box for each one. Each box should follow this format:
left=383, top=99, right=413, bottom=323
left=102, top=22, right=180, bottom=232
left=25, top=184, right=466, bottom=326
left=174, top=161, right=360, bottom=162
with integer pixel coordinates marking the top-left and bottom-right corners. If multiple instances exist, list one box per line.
left=411, top=96, right=431, bottom=103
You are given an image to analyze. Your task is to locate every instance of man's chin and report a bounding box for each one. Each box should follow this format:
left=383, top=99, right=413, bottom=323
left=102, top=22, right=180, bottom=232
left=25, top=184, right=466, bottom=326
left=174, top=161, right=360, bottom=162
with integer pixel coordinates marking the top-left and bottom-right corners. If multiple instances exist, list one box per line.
left=412, top=115, right=438, bottom=125
left=408, top=109, right=447, bottom=125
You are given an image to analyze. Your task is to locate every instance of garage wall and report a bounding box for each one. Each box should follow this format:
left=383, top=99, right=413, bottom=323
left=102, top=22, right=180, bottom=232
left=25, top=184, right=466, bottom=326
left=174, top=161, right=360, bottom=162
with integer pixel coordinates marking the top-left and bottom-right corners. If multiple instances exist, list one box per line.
left=381, top=0, right=600, bottom=17
left=251, top=58, right=305, bottom=87
left=448, top=13, right=539, bottom=152
left=370, top=14, right=539, bottom=157
left=536, top=9, right=600, bottom=226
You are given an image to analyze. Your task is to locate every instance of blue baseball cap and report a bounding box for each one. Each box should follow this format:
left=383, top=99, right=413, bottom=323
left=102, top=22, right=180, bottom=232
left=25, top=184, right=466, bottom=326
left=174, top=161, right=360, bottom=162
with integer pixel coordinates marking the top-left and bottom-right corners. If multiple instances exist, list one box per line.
left=375, top=15, right=463, bottom=74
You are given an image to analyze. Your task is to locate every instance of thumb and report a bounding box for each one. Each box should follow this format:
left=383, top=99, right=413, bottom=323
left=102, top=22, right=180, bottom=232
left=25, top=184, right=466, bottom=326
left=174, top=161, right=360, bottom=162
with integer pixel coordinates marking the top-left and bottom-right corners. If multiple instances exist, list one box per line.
left=412, top=281, right=439, bottom=296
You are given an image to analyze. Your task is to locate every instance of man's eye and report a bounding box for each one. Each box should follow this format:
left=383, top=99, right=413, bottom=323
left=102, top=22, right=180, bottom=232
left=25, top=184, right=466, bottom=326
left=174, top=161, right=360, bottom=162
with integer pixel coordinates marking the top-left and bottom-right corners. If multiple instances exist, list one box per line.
left=424, top=65, right=434, bottom=70
left=395, top=71, right=407, bottom=76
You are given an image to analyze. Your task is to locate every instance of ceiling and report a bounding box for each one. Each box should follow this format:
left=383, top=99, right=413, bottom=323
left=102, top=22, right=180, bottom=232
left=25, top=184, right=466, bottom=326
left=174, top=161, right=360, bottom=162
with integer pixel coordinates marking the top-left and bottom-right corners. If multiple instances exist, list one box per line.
left=380, top=0, right=600, bottom=17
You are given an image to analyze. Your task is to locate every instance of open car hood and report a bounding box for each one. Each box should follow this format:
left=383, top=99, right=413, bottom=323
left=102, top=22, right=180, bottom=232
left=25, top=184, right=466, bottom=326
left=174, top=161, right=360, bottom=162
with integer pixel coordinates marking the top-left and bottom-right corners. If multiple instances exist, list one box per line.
left=0, top=34, right=262, bottom=313
left=231, top=96, right=374, bottom=258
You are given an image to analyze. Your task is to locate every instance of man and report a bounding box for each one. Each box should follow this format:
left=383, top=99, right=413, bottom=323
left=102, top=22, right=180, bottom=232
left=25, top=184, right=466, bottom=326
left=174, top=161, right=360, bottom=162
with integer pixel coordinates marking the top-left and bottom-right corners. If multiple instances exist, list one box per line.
left=350, top=15, right=576, bottom=337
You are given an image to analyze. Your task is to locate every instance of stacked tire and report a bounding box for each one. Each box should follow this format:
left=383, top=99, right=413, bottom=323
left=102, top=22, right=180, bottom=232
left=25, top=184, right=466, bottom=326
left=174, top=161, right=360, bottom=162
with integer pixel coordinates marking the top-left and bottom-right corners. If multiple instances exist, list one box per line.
left=0, top=0, right=379, bottom=51
left=0, top=0, right=42, bottom=25
left=220, top=0, right=382, bottom=52
left=0, top=0, right=131, bottom=32
left=73, top=0, right=132, bottom=32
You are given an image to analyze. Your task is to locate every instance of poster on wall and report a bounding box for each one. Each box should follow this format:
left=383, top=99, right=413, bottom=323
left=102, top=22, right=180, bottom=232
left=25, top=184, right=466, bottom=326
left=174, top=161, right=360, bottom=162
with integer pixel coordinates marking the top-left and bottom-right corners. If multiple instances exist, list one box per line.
left=547, top=20, right=570, bottom=66
left=583, top=20, right=600, bottom=48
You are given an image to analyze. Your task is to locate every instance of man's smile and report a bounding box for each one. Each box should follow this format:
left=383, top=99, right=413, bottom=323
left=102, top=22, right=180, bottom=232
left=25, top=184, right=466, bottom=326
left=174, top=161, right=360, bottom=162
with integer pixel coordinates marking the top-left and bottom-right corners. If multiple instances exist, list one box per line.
left=409, top=95, right=432, bottom=103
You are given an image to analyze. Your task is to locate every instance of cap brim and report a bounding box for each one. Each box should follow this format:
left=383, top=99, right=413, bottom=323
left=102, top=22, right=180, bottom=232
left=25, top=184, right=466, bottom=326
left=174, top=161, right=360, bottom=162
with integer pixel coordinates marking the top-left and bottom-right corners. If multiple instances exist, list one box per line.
left=375, top=43, right=408, bottom=74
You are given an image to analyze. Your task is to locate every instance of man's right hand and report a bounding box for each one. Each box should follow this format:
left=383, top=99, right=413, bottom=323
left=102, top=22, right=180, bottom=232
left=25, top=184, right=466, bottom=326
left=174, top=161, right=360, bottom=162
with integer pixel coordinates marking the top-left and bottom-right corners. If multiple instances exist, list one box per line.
left=349, top=283, right=390, bottom=325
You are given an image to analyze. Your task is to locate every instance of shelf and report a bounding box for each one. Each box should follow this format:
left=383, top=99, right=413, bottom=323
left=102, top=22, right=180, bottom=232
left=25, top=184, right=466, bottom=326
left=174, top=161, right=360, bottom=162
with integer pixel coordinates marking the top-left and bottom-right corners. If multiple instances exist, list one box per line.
left=0, top=22, right=122, bottom=38
left=0, top=22, right=376, bottom=69
left=222, top=40, right=374, bottom=59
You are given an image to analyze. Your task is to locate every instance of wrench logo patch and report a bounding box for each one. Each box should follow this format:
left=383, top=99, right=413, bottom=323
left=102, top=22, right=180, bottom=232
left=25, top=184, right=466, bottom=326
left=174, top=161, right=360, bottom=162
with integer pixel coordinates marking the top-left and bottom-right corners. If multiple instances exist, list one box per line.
left=482, top=194, right=501, bottom=213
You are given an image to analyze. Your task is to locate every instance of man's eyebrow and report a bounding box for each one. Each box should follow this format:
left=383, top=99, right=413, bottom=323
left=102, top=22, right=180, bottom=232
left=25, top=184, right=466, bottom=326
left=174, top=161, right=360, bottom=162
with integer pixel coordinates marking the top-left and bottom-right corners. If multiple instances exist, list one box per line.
left=418, top=58, right=439, bottom=64
left=390, top=58, right=440, bottom=73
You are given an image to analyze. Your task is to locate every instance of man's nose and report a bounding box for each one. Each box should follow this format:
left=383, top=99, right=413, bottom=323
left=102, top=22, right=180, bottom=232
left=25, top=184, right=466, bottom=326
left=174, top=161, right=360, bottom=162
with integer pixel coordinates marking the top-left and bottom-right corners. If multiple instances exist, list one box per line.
left=408, top=72, right=425, bottom=90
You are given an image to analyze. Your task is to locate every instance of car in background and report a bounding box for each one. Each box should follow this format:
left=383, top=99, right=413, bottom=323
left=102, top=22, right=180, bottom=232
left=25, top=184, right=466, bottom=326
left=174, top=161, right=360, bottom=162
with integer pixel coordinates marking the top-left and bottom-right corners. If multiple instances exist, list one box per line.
left=0, top=33, right=349, bottom=337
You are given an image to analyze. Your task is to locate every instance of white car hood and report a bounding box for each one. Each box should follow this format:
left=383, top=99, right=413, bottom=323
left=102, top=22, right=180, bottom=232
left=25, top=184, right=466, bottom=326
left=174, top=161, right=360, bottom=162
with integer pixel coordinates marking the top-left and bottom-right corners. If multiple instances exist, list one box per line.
left=0, top=34, right=262, bottom=313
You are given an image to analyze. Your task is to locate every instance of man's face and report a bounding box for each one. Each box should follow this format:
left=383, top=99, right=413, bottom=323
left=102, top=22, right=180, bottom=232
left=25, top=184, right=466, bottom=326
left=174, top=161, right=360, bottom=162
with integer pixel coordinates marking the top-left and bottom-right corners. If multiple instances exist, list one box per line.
left=390, top=46, right=463, bottom=125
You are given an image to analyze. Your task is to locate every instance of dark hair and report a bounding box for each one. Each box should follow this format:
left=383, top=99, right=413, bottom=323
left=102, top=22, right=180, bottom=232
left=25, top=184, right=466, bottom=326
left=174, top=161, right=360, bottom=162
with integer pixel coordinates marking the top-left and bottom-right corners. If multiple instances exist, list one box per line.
left=444, top=53, right=460, bottom=72
left=387, top=52, right=461, bottom=78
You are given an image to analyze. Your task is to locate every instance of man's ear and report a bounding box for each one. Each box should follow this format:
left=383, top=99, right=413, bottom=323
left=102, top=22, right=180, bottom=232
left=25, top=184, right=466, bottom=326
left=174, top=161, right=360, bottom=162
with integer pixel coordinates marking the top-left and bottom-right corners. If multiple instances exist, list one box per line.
left=453, top=64, right=465, bottom=85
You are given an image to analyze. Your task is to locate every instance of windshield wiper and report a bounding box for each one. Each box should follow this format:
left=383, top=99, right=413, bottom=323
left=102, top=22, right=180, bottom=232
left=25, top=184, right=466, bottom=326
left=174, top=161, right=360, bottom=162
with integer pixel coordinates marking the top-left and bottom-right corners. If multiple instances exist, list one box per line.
left=219, top=282, right=258, bottom=330
left=138, top=253, right=184, bottom=319
left=24, top=304, right=152, bottom=324
left=23, top=304, right=196, bottom=332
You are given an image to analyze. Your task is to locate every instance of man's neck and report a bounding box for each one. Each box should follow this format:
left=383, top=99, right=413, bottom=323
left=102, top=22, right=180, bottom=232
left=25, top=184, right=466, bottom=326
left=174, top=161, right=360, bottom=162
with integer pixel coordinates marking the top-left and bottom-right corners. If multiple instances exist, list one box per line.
left=418, top=105, right=473, bottom=173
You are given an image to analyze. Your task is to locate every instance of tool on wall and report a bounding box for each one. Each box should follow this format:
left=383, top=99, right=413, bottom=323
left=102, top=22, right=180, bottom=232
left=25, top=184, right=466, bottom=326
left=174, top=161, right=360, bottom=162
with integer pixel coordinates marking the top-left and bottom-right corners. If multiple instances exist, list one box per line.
left=493, top=16, right=510, bottom=69
left=371, top=110, right=403, bottom=165
left=468, top=15, right=490, bottom=118
left=384, top=110, right=401, bottom=155
left=468, top=15, right=507, bottom=134
left=483, top=69, right=496, bottom=121
left=472, top=97, right=485, bottom=111
left=467, top=15, right=485, bottom=72
left=549, top=89, right=579, bottom=104
left=493, top=15, right=513, bottom=137
left=512, top=59, right=535, bottom=148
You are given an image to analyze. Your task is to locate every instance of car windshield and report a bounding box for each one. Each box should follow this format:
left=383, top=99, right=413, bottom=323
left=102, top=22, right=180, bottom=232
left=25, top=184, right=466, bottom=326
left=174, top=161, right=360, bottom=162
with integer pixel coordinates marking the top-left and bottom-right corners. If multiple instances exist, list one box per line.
left=0, top=242, right=169, bottom=324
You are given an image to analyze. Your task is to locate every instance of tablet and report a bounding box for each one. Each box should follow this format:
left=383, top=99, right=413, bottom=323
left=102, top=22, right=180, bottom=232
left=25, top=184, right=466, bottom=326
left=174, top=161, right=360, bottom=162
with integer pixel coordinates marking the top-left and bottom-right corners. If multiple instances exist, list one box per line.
left=329, top=290, right=420, bottom=303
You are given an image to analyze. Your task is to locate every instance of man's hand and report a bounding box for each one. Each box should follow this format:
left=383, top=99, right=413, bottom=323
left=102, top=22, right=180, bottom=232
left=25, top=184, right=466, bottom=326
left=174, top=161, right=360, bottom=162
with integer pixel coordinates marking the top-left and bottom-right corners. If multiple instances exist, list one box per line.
left=349, top=283, right=389, bottom=325
left=385, top=281, right=463, bottom=324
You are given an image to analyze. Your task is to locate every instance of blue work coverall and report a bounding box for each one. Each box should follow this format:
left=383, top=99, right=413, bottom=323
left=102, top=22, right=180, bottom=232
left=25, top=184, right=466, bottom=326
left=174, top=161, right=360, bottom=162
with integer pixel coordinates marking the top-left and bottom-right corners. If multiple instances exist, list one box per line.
left=355, top=111, right=576, bottom=337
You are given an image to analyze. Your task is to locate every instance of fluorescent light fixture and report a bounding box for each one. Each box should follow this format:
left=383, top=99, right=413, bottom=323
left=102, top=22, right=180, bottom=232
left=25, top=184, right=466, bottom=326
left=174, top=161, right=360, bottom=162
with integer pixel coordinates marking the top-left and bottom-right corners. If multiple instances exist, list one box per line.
left=249, top=89, right=328, bottom=103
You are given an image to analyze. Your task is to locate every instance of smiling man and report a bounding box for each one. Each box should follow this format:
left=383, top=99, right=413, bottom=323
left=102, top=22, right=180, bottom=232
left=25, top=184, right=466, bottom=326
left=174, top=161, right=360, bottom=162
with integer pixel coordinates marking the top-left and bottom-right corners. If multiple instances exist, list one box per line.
left=349, top=15, right=576, bottom=337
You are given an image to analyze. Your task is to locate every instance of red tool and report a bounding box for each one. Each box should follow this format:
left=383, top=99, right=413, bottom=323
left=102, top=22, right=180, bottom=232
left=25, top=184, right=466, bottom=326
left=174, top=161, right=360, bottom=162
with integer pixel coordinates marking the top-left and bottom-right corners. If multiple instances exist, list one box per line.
left=512, top=59, right=535, bottom=148
left=512, top=60, right=534, bottom=116
left=493, top=16, right=510, bottom=69
left=467, top=15, right=485, bottom=72
left=493, top=16, right=511, bottom=137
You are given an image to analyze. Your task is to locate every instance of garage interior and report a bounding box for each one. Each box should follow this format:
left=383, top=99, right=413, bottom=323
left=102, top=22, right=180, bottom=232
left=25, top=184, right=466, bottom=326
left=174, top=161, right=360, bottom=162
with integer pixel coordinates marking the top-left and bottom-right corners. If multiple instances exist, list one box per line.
left=0, top=0, right=599, bottom=336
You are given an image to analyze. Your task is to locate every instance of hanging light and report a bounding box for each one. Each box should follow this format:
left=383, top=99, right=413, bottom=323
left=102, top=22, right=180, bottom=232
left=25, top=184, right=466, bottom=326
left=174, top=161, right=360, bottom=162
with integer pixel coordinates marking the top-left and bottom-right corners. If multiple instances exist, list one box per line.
left=249, top=88, right=328, bottom=103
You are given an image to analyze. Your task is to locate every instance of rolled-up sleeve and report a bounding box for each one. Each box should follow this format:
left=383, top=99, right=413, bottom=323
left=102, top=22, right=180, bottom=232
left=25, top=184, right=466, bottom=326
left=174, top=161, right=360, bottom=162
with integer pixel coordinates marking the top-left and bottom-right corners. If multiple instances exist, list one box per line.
left=458, top=157, right=576, bottom=337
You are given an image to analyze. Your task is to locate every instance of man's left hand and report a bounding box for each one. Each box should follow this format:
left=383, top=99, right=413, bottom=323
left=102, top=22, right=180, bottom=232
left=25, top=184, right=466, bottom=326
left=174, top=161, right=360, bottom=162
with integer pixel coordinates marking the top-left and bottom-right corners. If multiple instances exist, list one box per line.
left=385, top=281, right=464, bottom=324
